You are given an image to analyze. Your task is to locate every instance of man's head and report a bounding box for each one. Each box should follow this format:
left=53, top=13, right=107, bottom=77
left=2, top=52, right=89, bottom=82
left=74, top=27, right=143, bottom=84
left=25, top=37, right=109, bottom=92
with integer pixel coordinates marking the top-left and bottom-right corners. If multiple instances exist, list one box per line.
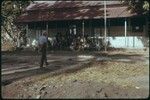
left=43, top=31, right=47, bottom=36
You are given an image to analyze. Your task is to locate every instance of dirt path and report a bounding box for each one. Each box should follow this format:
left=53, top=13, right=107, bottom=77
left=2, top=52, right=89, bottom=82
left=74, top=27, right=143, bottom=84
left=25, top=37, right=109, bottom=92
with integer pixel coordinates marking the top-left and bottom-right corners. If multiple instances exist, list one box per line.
left=1, top=49, right=149, bottom=99
left=2, top=51, right=94, bottom=85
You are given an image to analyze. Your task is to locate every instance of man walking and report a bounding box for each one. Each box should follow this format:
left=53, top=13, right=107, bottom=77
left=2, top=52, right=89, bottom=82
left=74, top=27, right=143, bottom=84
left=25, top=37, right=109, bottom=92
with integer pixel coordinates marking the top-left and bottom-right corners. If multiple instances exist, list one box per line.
left=39, top=31, right=48, bottom=68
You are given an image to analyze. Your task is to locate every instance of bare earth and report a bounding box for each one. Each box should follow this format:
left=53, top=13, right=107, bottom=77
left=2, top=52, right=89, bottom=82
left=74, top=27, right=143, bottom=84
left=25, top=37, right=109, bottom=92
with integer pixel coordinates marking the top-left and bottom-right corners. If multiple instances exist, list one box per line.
left=1, top=49, right=149, bottom=99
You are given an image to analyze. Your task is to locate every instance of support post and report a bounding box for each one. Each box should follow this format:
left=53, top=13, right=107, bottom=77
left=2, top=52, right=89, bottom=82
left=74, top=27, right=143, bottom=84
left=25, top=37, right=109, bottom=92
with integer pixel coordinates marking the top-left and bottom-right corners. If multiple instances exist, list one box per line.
left=41, top=22, right=42, bottom=35
left=91, top=20, right=93, bottom=43
left=82, top=20, right=85, bottom=46
left=128, top=18, right=131, bottom=47
left=125, top=18, right=127, bottom=47
left=17, top=31, right=20, bottom=47
left=36, top=23, right=38, bottom=39
left=26, top=24, right=30, bottom=47
left=89, top=20, right=91, bottom=36
left=104, top=1, right=107, bottom=51
left=46, top=22, right=48, bottom=35
left=56, top=21, right=57, bottom=34
left=34, top=23, right=37, bottom=39
left=133, top=34, right=135, bottom=47
left=108, top=19, right=110, bottom=43
left=82, top=20, right=84, bottom=38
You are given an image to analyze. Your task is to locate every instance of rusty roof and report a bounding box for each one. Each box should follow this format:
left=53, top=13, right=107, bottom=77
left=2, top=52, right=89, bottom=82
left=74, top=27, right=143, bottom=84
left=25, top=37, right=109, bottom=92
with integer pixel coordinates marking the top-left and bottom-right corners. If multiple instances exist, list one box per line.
left=25, top=1, right=122, bottom=11
left=16, top=1, right=137, bottom=23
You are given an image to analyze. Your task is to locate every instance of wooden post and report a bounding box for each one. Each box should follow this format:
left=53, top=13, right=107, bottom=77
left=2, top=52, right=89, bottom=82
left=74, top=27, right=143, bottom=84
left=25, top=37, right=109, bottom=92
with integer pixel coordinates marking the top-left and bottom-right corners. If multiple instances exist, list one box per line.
left=26, top=24, right=28, bottom=37
left=89, top=20, right=91, bottom=36
left=133, top=34, right=135, bottom=47
left=104, top=1, right=107, bottom=51
left=82, top=20, right=84, bottom=38
left=82, top=20, right=85, bottom=50
left=128, top=18, right=131, bottom=47
left=124, top=18, right=127, bottom=47
left=41, top=22, right=42, bottom=35
left=91, top=20, right=93, bottom=43
left=82, top=20, right=85, bottom=44
left=26, top=24, right=30, bottom=46
left=34, top=23, right=36, bottom=38
left=47, top=22, right=48, bottom=35
left=108, top=19, right=110, bottom=43
left=36, top=23, right=38, bottom=40
left=56, top=21, right=57, bottom=34
left=17, top=31, right=20, bottom=47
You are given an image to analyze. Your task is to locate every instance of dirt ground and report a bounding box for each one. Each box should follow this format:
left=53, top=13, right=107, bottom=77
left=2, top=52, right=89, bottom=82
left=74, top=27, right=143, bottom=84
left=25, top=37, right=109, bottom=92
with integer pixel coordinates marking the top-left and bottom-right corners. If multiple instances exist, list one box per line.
left=1, top=48, right=149, bottom=99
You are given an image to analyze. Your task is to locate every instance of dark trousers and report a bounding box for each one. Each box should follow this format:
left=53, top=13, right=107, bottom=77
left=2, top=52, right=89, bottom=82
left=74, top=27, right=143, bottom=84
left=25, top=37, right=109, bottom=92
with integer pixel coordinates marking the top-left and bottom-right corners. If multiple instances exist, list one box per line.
left=40, top=44, right=48, bottom=67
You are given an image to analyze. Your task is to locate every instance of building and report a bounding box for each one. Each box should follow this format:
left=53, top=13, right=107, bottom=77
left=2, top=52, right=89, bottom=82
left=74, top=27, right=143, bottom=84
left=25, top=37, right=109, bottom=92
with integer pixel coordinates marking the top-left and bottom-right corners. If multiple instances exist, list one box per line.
left=15, top=1, right=149, bottom=50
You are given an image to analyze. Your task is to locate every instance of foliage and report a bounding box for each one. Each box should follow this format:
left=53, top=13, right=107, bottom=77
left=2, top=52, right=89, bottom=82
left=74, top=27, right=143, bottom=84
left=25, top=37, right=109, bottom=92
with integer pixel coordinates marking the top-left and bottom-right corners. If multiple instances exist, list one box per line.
left=1, top=1, right=32, bottom=48
left=121, top=0, right=149, bottom=14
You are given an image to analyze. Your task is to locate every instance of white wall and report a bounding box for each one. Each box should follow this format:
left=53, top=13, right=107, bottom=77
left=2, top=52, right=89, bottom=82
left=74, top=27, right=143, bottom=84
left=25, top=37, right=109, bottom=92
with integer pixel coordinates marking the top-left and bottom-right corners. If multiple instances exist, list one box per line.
left=108, top=36, right=148, bottom=48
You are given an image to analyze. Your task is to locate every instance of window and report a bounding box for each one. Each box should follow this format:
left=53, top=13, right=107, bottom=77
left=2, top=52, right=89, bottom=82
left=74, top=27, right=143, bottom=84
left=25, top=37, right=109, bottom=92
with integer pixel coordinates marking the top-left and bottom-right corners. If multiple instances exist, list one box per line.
left=132, top=25, right=143, bottom=32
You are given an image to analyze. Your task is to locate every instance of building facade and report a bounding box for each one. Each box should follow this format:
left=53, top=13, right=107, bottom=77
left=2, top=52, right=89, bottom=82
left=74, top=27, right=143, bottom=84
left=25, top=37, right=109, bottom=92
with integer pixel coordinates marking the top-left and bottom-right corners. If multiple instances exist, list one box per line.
left=16, top=1, right=149, bottom=50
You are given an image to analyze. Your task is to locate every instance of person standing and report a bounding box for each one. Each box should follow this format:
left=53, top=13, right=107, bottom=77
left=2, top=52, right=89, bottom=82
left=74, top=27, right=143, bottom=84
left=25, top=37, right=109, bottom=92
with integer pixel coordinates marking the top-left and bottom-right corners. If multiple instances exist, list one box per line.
left=38, top=31, right=48, bottom=68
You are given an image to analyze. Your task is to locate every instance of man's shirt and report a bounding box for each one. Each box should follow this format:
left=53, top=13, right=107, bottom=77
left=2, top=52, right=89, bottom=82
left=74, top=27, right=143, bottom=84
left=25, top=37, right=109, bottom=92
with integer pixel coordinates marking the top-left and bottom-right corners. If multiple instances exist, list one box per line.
left=39, top=36, right=47, bottom=45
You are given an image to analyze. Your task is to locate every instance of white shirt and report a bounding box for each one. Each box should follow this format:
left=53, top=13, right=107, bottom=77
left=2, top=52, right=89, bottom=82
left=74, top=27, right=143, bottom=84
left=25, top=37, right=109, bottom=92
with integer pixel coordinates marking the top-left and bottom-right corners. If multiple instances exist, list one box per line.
left=38, top=36, right=47, bottom=45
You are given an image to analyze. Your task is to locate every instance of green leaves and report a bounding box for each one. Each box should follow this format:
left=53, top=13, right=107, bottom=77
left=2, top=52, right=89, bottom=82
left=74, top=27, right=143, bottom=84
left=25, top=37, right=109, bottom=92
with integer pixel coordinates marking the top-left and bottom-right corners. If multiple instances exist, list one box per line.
left=121, top=0, right=149, bottom=14
left=1, top=1, right=32, bottom=48
left=143, top=1, right=149, bottom=11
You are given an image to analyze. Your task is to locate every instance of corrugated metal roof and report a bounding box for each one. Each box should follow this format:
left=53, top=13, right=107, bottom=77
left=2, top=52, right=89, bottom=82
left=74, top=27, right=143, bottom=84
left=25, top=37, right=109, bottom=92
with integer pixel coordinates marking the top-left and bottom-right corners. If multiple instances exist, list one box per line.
left=16, top=1, right=137, bottom=23
left=25, top=1, right=122, bottom=11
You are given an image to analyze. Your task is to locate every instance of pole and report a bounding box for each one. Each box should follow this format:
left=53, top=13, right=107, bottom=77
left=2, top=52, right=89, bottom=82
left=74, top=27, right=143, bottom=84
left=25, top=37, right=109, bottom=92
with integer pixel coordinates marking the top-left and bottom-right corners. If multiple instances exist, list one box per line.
left=82, top=20, right=84, bottom=38
left=82, top=20, right=85, bottom=44
left=125, top=18, right=127, bottom=47
left=26, top=24, right=28, bottom=46
left=46, top=22, right=48, bottom=34
left=104, top=1, right=107, bottom=51
left=26, top=24, right=30, bottom=47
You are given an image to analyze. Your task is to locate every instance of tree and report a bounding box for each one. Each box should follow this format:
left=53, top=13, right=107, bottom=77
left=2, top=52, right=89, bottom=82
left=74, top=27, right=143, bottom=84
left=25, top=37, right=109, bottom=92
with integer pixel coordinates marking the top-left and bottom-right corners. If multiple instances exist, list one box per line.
left=121, top=0, right=149, bottom=14
left=121, top=0, right=149, bottom=47
left=1, top=1, right=32, bottom=49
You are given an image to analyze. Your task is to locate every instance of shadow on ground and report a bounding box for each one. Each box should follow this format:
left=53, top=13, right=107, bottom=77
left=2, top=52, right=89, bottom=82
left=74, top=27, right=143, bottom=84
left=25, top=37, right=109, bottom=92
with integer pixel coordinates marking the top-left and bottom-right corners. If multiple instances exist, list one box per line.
left=2, top=54, right=94, bottom=86
left=2, top=50, right=148, bottom=86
